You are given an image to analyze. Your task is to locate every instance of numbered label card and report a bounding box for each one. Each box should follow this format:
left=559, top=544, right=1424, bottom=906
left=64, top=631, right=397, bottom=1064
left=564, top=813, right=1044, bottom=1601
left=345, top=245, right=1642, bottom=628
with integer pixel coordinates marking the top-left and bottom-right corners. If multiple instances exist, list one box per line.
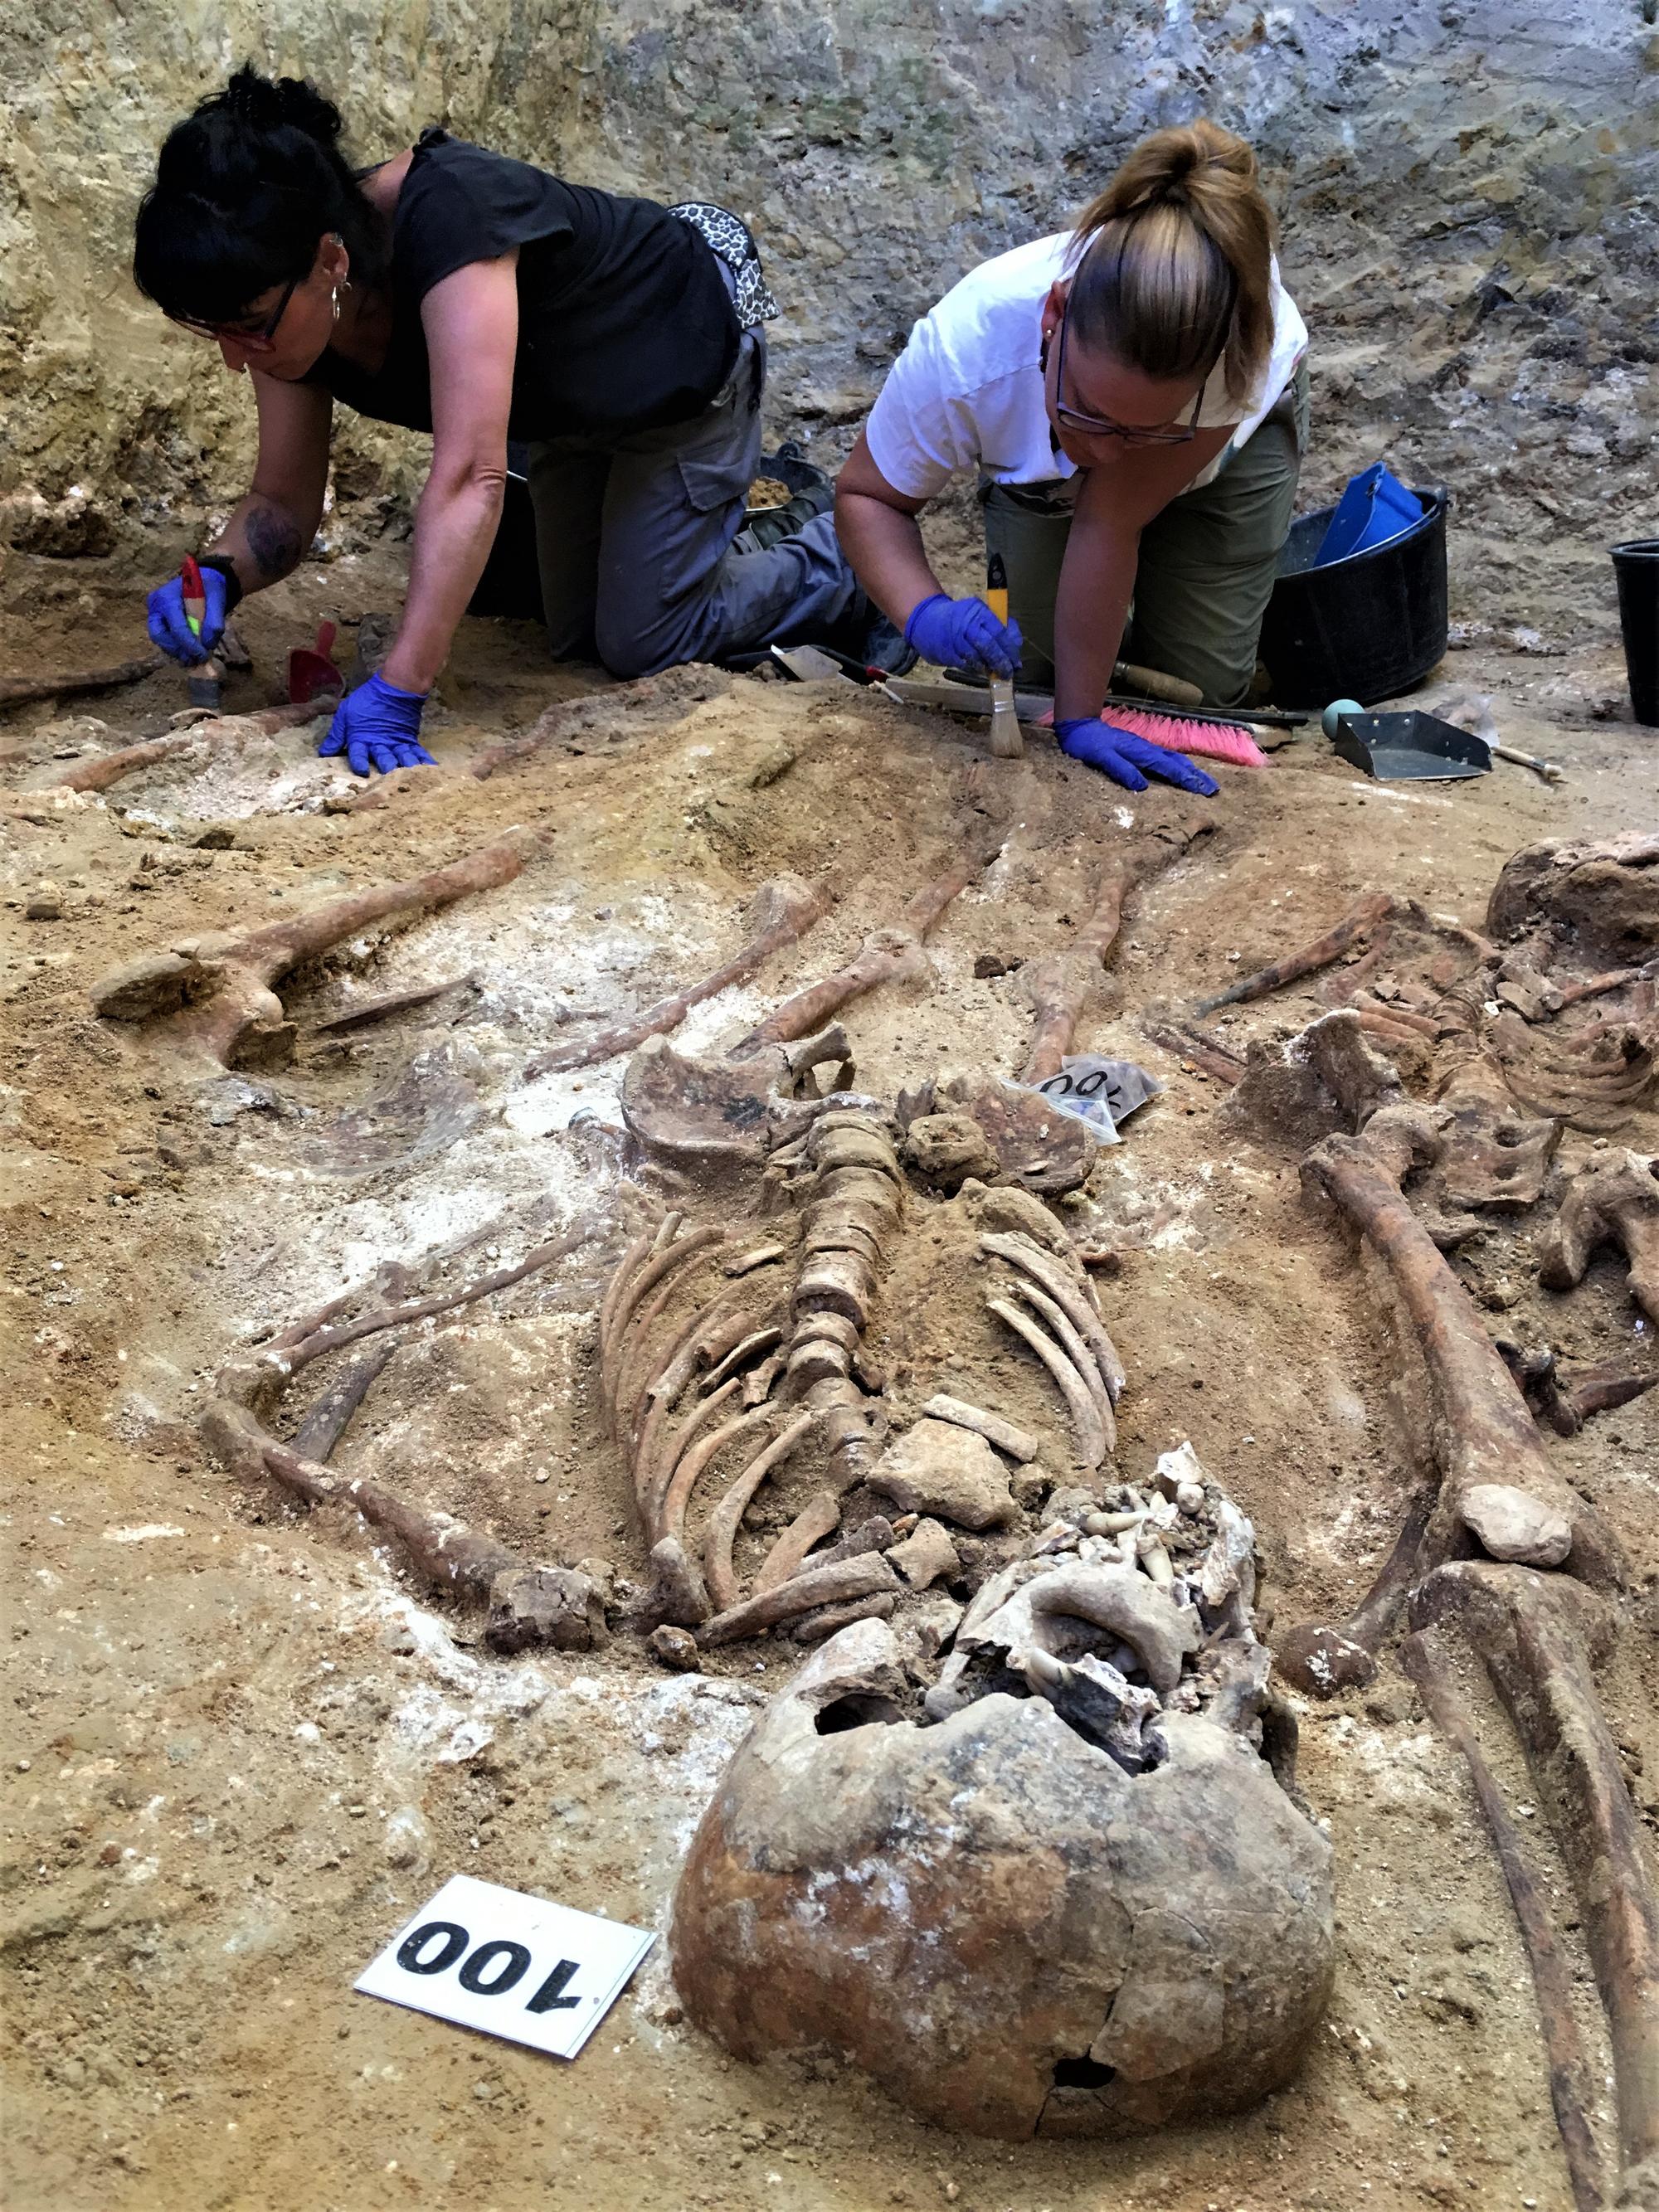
left=354, top=1874, right=655, bottom=2060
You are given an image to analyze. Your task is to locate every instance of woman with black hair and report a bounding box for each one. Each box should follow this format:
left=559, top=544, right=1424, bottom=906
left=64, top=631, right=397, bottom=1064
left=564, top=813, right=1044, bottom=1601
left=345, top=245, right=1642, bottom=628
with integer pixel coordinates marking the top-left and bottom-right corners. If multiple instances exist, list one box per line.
left=135, top=67, right=870, bottom=775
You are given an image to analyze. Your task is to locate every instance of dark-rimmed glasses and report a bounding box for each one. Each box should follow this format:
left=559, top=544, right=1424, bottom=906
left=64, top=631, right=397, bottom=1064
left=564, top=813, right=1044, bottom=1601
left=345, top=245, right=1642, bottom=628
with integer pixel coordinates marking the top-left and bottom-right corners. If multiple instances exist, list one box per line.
left=169, top=271, right=300, bottom=349
left=1053, top=308, right=1207, bottom=446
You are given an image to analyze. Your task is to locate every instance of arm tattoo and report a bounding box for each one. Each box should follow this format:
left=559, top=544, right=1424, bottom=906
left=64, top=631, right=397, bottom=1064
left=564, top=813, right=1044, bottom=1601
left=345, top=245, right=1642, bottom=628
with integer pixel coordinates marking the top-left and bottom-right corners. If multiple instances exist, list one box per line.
left=244, top=501, right=304, bottom=583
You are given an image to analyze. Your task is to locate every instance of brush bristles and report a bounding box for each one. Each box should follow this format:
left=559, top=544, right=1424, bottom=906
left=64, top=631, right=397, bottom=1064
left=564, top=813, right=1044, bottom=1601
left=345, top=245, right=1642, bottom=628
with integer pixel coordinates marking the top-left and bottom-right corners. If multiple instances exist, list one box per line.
left=1107, top=706, right=1268, bottom=768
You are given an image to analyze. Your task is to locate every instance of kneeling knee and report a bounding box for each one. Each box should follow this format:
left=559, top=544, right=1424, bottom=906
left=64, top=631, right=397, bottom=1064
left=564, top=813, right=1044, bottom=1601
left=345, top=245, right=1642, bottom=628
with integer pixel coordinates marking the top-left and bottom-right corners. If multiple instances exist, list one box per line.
left=595, top=612, right=679, bottom=683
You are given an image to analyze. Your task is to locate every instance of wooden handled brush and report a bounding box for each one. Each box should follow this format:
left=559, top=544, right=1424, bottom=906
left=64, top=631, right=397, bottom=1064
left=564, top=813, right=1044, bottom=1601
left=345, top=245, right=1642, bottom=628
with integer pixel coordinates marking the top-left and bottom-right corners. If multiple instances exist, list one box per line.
left=982, top=552, right=1024, bottom=758
left=179, top=555, right=223, bottom=712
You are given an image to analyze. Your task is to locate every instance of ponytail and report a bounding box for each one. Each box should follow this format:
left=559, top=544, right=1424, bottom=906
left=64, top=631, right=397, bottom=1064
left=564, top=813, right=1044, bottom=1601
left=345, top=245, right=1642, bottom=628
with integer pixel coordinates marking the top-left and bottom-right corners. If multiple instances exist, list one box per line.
left=134, top=64, right=384, bottom=327
left=1067, top=120, right=1276, bottom=405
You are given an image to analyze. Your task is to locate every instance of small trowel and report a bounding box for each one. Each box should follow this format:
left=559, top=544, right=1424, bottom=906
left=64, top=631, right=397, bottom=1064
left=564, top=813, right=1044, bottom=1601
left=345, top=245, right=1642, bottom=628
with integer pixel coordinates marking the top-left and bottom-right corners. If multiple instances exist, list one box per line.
left=287, top=620, right=344, bottom=706
left=982, top=552, right=1024, bottom=757
left=178, top=555, right=223, bottom=712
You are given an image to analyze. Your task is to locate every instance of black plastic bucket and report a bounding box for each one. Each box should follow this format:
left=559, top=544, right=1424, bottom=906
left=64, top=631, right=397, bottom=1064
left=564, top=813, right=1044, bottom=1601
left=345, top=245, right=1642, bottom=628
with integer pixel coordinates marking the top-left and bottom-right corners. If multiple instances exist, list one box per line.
left=1611, top=539, right=1659, bottom=727
left=1259, top=487, right=1449, bottom=707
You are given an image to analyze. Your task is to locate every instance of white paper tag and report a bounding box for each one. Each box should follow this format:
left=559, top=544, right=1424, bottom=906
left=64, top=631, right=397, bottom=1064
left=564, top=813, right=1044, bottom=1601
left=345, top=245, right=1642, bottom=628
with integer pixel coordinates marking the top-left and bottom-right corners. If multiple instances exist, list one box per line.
left=353, top=1874, right=655, bottom=2060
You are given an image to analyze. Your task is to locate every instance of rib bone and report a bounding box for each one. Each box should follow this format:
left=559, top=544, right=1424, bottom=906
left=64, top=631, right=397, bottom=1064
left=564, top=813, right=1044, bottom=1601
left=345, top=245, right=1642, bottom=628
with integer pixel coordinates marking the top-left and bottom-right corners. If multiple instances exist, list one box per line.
left=702, top=1412, right=819, bottom=1612
left=753, top=1490, right=842, bottom=1595
left=980, top=1231, right=1126, bottom=1401
left=986, top=1296, right=1107, bottom=1471
left=695, top=1552, right=899, bottom=1647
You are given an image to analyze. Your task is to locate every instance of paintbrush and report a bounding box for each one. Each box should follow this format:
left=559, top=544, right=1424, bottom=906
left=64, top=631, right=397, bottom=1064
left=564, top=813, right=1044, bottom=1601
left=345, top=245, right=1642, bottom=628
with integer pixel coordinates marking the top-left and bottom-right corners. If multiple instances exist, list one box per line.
left=179, top=555, right=223, bottom=712
left=982, top=552, right=1024, bottom=757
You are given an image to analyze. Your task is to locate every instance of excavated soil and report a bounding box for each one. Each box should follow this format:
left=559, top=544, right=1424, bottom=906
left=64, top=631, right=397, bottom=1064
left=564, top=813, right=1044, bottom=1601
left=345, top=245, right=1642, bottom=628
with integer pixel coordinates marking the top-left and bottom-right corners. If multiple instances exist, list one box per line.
left=2, top=537, right=1657, bottom=2212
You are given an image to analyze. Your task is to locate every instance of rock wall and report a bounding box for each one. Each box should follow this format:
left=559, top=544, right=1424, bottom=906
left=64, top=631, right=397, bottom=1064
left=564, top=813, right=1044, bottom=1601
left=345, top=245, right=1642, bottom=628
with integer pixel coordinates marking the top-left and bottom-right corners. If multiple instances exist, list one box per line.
left=0, top=1, right=591, bottom=549
left=2, top=0, right=1654, bottom=629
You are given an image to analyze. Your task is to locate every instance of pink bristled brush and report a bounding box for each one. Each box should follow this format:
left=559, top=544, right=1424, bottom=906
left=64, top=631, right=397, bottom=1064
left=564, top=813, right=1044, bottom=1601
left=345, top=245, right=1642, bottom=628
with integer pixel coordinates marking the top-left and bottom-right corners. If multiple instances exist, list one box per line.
left=1035, top=701, right=1270, bottom=768
left=1094, top=702, right=1269, bottom=769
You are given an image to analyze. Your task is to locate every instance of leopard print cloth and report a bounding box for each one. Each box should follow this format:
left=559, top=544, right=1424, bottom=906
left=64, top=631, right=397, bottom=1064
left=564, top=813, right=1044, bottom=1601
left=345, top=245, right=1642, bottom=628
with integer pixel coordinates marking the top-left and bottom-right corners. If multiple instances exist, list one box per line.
left=668, top=202, right=781, bottom=330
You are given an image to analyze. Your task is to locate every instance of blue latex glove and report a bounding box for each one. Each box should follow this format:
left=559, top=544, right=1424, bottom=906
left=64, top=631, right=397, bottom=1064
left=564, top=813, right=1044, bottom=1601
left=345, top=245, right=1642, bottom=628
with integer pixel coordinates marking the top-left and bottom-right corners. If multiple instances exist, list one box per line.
left=1056, top=715, right=1219, bottom=798
left=903, top=592, right=1023, bottom=679
left=147, top=566, right=229, bottom=666
left=318, top=669, right=437, bottom=778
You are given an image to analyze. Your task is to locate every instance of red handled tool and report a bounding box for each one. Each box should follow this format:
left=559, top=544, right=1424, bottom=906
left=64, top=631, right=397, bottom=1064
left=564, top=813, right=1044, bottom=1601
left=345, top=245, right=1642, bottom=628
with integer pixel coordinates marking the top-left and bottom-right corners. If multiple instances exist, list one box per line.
left=287, top=620, right=344, bottom=706
left=179, top=555, right=223, bottom=711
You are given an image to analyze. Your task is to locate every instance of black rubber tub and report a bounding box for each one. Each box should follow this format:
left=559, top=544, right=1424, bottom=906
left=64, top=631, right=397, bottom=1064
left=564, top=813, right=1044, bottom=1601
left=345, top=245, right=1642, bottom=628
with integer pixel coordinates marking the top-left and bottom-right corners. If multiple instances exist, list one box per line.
left=1260, top=486, right=1449, bottom=707
left=1611, top=538, right=1658, bottom=727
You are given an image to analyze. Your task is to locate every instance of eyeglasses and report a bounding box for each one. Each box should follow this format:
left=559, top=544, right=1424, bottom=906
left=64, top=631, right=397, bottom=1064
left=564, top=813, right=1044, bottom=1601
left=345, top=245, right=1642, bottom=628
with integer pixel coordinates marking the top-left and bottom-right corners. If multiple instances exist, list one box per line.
left=170, top=272, right=300, bottom=349
left=1052, top=308, right=1207, bottom=446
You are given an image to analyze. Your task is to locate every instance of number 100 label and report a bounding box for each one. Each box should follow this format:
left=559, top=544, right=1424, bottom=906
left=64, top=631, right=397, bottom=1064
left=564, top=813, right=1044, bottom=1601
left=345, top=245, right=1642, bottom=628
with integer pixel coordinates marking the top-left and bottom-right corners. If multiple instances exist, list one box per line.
left=354, top=1874, right=656, bottom=2060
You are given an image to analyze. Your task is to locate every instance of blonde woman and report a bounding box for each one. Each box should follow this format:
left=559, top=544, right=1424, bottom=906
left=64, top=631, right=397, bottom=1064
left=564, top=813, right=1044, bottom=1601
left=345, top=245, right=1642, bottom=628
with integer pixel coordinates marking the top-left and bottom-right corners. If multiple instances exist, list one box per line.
left=836, top=121, right=1309, bottom=793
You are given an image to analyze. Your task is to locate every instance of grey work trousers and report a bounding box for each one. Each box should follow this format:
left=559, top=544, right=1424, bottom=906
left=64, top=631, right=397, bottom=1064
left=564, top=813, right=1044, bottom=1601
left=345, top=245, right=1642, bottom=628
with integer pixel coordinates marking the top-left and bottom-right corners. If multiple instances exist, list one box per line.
left=526, top=328, right=860, bottom=679
left=980, top=358, right=1311, bottom=707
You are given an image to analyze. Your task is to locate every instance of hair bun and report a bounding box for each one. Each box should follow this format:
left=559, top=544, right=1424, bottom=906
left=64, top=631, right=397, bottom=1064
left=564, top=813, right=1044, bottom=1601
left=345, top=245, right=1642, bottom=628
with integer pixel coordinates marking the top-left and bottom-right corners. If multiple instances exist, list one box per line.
left=221, top=63, right=342, bottom=148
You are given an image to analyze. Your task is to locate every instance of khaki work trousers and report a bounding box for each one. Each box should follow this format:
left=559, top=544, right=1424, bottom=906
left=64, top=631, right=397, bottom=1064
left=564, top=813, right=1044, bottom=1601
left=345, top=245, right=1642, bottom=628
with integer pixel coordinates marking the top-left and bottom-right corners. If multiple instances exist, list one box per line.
left=980, top=359, right=1310, bottom=707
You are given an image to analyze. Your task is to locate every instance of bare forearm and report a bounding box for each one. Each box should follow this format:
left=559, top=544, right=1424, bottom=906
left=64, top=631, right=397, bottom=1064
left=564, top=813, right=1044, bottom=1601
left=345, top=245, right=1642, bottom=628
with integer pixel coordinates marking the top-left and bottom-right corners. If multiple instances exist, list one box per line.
left=383, top=469, right=505, bottom=694
left=207, top=493, right=309, bottom=598
left=833, top=489, right=941, bottom=630
left=1053, top=518, right=1139, bottom=723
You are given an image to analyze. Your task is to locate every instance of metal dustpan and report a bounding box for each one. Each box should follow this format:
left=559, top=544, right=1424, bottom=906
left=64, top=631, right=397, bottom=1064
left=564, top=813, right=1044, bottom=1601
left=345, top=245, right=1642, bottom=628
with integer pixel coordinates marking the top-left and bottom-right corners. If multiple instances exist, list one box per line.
left=1331, top=710, right=1491, bottom=782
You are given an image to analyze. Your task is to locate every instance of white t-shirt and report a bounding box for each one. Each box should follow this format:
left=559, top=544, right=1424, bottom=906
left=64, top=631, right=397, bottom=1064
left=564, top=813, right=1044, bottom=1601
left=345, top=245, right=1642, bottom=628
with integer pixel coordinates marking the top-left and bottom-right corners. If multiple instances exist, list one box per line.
left=865, top=231, right=1307, bottom=500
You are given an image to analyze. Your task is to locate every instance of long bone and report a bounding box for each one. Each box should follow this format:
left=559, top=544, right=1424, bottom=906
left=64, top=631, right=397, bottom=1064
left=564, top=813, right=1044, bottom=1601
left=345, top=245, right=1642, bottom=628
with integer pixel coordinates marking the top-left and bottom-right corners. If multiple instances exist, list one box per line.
left=732, top=836, right=1000, bottom=1055
left=1195, top=892, right=1395, bottom=1016
left=1302, top=1103, right=1623, bottom=1585
left=91, top=829, right=541, bottom=1072
left=289, top=1342, right=396, bottom=1463
left=1019, top=854, right=1139, bottom=1086
left=1, top=650, right=161, bottom=711
left=51, top=698, right=323, bottom=792
left=1401, top=1629, right=1604, bottom=2212
left=526, top=876, right=833, bottom=1078
left=1018, top=817, right=1211, bottom=1085
left=204, top=1226, right=605, bottom=1650
left=1411, top=1563, right=1659, bottom=2201
left=1276, top=1488, right=1436, bottom=1699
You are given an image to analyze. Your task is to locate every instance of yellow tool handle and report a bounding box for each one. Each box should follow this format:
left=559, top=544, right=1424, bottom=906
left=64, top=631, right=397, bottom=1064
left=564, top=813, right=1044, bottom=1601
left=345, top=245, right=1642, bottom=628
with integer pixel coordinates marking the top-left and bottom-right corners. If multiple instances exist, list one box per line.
left=985, top=549, right=1010, bottom=626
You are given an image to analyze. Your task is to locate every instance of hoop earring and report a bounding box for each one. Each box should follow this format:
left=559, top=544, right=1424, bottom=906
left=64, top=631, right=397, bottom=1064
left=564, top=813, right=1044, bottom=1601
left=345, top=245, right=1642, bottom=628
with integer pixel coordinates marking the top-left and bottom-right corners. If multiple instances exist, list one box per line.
left=332, top=284, right=341, bottom=324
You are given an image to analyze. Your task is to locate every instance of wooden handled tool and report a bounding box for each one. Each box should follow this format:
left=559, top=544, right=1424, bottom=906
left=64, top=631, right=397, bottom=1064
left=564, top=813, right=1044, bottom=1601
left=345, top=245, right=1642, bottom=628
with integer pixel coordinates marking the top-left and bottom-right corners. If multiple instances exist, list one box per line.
left=982, top=553, right=1024, bottom=757
left=1112, top=660, right=1204, bottom=708
left=179, top=555, right=224, bottom=712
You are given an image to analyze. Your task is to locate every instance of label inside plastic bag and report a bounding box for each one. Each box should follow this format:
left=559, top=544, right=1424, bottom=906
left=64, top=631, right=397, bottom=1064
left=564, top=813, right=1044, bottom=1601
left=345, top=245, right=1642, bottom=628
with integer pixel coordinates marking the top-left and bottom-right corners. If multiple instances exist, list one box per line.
left=1022, top=1055, right=1164, bottom=1143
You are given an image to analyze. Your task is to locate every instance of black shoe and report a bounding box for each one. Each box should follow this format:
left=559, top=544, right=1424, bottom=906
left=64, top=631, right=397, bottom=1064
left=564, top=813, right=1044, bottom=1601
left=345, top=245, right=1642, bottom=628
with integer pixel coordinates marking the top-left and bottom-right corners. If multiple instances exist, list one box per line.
left=738, top=446, right=834, bottom=552
left=860, top=609, right=917, bottom=676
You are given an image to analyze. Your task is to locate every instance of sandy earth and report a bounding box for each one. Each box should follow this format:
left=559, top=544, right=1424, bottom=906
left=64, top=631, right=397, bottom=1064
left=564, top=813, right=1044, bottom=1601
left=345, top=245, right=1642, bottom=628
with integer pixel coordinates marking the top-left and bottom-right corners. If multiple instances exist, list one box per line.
left=1, top=534, right=1655, bottom=2212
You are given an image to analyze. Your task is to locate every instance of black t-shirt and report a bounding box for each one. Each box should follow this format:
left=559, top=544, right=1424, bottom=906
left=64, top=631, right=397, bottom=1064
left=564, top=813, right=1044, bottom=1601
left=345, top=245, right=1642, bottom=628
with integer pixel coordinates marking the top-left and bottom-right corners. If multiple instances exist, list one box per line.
left=304, top=131, right=741, bottom=440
